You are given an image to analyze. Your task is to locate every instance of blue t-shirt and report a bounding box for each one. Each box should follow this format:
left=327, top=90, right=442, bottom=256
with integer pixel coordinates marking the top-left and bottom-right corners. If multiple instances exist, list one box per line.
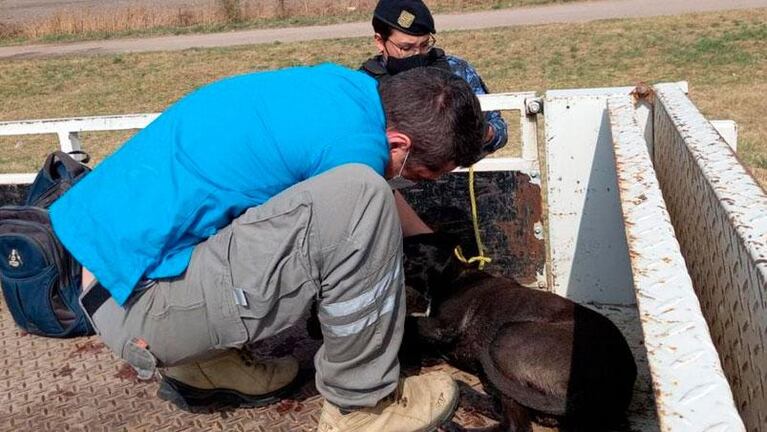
left=50, top=64, right=389, bottom=305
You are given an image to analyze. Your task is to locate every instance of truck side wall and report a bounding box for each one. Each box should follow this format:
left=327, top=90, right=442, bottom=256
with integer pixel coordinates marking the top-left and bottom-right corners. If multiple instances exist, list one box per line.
left=653, top=84, right=767, bottom=431
left=608, top=95, right=744, bottom=431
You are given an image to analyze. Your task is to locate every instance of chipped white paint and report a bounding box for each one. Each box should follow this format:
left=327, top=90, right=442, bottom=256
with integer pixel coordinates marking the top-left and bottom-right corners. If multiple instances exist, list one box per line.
left=608, top=95, right=744, bottom=432
left=544, top=85, right=664, bottom=304
left=653, top=84, right=767, bottom=431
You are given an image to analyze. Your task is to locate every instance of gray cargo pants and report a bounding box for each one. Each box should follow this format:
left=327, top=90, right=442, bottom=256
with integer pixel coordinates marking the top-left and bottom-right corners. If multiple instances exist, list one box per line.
left=84, top=164, right=405, bottom=408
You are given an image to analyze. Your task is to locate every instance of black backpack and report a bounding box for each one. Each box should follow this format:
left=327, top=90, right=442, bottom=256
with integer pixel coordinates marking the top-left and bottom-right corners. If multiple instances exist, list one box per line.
left=0, top=151, right=94, bottom=337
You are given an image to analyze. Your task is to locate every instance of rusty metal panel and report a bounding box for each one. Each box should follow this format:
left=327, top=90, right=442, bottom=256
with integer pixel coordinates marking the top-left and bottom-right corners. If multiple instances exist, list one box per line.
left=653, top=84, right=767, bottom=431
left=402, top=163, right=546, bottom=287
left=608, top=96, right=744, bottom=431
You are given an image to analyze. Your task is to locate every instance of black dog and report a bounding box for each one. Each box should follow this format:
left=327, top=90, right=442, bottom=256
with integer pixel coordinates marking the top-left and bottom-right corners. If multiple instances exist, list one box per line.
left=402, top=233, right=637, bottom=431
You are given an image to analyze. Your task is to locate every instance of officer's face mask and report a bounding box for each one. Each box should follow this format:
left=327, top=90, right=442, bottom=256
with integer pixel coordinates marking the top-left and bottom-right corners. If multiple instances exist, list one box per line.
left=382, top=34, right=439, bottom=75
left=384, top=52, right=433, bottom=75
left=388, top=150, right=417, bottom=190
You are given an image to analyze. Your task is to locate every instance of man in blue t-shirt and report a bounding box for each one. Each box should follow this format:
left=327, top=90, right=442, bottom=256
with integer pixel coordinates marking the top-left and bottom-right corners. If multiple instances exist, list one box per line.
left=51, top=65, right=486, bottom=431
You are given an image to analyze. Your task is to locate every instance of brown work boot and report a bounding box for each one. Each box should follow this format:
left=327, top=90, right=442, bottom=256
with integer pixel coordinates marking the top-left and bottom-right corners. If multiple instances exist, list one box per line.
left=316, top=371, right=459, bottom=432
left=157, top=349, right=300, bottom=411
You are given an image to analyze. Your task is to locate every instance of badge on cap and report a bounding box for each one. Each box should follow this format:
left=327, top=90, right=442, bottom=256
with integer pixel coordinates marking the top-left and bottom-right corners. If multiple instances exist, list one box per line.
left=397, top=10, right=415, bottom=29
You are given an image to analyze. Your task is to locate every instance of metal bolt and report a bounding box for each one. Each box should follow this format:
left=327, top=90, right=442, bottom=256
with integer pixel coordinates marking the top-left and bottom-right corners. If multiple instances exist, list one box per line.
left=526, top=99, right=543, bottom=115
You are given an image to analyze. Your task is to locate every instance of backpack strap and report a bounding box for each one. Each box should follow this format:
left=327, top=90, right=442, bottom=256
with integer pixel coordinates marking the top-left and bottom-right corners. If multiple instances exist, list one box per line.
left=42, top=151, right=90, bottom=182
left=25, top=151, right=91, bottom=208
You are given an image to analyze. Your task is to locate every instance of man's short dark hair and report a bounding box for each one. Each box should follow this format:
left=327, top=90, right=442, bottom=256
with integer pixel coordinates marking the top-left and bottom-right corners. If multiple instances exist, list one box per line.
left=378, top=67, right=486, bottom=170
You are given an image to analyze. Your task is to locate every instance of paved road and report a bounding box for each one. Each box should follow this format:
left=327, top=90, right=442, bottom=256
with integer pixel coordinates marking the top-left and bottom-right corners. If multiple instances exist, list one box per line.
left=1, top=0, right=766, bottom=59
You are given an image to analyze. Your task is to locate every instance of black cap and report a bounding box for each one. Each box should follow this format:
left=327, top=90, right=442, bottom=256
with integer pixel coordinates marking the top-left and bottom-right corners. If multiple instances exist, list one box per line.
left=373, top=0, right=436, bottom=36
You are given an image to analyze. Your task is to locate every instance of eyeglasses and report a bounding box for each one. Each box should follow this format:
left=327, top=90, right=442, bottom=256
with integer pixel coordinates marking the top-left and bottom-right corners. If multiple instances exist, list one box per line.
left=385, top=35, right=436, bottom=57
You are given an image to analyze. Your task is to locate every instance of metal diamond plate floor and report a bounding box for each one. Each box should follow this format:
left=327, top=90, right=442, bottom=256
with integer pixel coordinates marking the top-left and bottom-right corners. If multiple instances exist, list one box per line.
left=1, top=291, right=656, bottom=432
left=0, top=293, right=507, bottom=432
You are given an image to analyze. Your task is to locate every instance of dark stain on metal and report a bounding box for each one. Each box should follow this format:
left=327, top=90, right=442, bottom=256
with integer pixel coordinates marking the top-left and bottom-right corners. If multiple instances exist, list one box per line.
left=114, top=363, right=141, bottom=382
left=54, top=365, right=76, bottom=378
left=69, top=340, right=106, bottom=358
left=50, top=389, right=78, bottom=401
left=275, top=399, right=302, bottom=414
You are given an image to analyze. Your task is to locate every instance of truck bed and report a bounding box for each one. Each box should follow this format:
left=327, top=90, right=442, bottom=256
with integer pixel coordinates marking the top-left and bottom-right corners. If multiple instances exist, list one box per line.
left=0, top=297, right=658, bottom=431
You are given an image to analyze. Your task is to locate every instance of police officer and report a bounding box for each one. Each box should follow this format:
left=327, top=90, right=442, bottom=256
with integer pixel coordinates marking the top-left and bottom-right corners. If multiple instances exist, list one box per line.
left=361, top=0, right=508, bottom=154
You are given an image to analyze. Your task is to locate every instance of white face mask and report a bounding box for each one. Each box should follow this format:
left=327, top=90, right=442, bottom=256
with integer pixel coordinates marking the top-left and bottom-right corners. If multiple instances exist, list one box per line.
left=387, top=150, right=417, bottom=190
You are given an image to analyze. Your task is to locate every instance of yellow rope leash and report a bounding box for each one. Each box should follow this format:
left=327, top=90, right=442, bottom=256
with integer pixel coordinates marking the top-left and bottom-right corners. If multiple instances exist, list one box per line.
left=453, top=165, right=492, bottom=270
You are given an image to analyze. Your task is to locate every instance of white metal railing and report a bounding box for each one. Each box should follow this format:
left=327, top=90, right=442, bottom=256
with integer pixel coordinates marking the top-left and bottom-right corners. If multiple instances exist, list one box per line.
left=0, top=113, right=159, bottom=184
left=0, top=93, right=541, bottom=185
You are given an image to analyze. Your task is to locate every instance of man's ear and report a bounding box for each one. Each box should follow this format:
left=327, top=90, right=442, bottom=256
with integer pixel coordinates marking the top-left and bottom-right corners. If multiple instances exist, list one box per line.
left=374, top=33, right=386, bottom=54
left=386, top=129, right=412, bottom=155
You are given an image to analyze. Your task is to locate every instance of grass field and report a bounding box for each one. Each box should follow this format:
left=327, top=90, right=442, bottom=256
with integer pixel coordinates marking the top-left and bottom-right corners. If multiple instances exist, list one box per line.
left=1, top=7, right=766, bottom=186
left=0, top=0, right=583, bottom=45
